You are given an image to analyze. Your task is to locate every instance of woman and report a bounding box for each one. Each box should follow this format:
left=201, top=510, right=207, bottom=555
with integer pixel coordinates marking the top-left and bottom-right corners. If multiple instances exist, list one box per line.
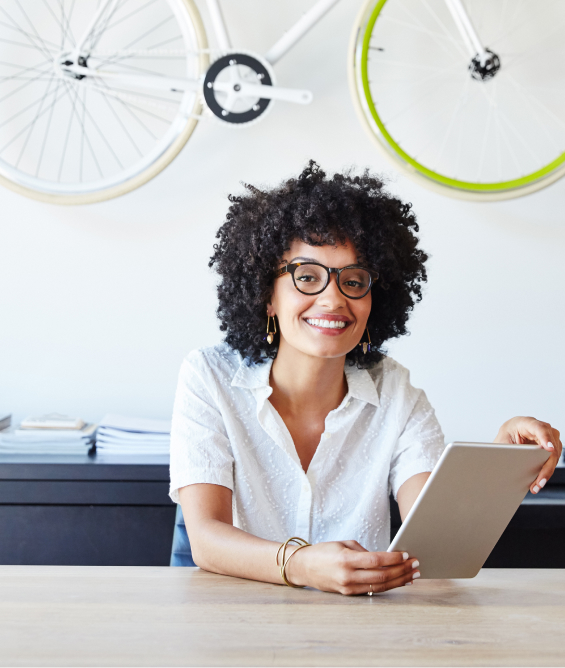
left=170, top=162, right=561, bottom=595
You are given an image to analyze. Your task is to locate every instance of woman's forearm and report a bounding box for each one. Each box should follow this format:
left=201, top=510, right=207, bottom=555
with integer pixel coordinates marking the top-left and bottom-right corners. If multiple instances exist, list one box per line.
left=179, top=484, right=284, bottom=584
left=188, top=516, right=284, bottom=584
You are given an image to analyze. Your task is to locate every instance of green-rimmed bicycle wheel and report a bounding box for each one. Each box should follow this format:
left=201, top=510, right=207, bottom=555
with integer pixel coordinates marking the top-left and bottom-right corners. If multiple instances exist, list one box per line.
left=349, top=0, right=565, bottom=200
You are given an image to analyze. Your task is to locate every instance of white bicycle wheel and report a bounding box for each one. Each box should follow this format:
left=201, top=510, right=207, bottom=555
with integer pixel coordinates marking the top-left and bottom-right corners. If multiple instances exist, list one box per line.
left=0, top=0, right=208, bottom=204
left=349, top=0, right=565, bottom=201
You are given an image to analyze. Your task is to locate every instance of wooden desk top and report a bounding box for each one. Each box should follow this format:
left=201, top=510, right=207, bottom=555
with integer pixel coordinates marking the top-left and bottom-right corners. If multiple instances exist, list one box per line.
left=1, top=566, right=563, bottom=667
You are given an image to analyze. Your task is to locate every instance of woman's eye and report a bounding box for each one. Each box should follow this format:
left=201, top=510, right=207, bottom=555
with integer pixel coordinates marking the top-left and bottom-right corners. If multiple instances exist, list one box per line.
left=344, top=280, right=362, bottom=287
left=297, top=274, right=319, bottom=282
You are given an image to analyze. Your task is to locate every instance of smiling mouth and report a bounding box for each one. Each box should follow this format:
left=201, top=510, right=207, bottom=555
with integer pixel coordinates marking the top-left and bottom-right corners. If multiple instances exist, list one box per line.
left=304, top=317, right=352, bottom=332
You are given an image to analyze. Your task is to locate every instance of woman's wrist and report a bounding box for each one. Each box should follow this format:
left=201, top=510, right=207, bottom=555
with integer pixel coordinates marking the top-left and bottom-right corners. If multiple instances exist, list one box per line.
left=283, top=544, right=310, bottom=587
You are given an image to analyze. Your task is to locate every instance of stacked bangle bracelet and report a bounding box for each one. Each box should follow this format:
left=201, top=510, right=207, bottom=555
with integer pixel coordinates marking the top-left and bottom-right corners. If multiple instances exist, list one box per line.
left=276, top=536, right=311, bottom=587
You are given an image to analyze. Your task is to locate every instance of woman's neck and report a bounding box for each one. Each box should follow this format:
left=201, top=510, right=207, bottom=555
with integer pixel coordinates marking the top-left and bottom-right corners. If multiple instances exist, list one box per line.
left=269, top=339, right=348, bottom=417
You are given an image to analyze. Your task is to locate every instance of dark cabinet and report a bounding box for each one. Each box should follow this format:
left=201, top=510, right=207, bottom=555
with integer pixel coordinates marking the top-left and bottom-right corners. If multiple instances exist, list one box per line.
left=1, top=454, right=564, bottom=567
left=0, top=454, right=175, bottom=566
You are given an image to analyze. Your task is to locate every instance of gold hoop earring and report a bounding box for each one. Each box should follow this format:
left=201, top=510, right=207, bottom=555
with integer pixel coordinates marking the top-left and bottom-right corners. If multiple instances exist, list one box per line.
left=358, top=328, right=372, bottom=355
left=266, top=315, right=277, bottom=345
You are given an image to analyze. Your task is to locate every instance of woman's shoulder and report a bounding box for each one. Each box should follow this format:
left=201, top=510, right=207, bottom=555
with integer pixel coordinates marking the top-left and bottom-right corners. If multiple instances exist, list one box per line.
left=366, top=356, right=420, bottom=400
left=183, top=342, right=243, bottom=380
left=367, top=355, right=410, bottom=383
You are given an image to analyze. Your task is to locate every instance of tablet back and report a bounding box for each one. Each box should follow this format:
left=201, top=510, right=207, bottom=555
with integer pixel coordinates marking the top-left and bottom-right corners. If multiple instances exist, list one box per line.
left=388, top=442, right=550, bottom=579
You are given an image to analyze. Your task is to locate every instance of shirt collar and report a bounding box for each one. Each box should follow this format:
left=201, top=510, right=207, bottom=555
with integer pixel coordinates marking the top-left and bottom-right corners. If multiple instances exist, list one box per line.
left=344, top=364, right=380, bottom=407
left=231, top=356, right=380, bottom=408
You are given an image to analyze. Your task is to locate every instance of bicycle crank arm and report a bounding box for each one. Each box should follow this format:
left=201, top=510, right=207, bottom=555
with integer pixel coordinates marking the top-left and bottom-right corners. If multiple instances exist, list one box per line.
left=210, top=81, right=313, bottom=105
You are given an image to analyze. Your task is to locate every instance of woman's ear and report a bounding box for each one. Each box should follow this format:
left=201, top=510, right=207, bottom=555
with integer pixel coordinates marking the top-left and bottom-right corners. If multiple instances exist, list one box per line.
left=266, top=303, right=275, bottom=317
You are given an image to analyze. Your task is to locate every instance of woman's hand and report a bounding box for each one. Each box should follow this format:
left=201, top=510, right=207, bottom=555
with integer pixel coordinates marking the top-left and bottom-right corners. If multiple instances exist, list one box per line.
left=285, top=540, right=419, bottom=595
left=494, top=416, right=562, bottom=494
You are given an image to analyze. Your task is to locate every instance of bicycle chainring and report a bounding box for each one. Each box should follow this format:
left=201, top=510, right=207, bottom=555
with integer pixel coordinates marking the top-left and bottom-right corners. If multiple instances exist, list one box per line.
left=203, top=53, right=274, bottom=124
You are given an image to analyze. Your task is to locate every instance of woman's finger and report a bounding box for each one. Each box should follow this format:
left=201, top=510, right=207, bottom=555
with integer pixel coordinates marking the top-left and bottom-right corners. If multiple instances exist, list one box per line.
left=346, top=549, right=410, bottom=569
left=350, top=559, right=419, bottom=585
left=341, top=540, right=369, bottom=552
left=531, top=452, right=559, bottom=493
left=530, top=427, right=562, bottom=493
left=341, top=568, right=419, bottom=596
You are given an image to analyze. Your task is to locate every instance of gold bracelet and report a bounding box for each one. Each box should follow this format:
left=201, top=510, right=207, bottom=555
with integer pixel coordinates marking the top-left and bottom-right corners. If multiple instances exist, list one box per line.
left=276, top=536, right=311, bottom=588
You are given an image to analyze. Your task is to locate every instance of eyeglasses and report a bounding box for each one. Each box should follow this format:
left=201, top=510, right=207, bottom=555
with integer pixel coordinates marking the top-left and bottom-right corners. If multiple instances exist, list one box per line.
left=274, top=262, right=378, bottom=299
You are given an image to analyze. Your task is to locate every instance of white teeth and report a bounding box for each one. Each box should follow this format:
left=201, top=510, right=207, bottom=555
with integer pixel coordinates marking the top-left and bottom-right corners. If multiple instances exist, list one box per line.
left=306, top=319, right=346, bottom=329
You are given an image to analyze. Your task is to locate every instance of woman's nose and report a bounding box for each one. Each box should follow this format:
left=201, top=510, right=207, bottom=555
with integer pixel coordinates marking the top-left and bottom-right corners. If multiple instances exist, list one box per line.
left=317, top=274, right=346, bottom=307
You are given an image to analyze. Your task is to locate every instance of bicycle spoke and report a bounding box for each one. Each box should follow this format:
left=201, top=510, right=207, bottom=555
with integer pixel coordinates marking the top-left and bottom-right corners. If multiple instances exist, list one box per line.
left=0, top=59, right=52, bottom=75
left=431, top=76, right=470, bottom=171
left=93, top=82, right=159, bottom=140
left=476, top=85, right=495, bottom=181
left=406, top=0, right=467, bottom=62
left=100, top=0, right=159, bottom=36
left=66, top=81, right=124, bottom=169
left=0, top=6, right=53, bottom=60
left=0, top=19, right=59, bottom=50
left=58, top=0, right=78, bottom=48
left=89, top=0, right=133, bottom=53
left=64, top=79, right=105, bottom=180
left=0, top=83, right=69, bottom=154
left=378, top=14, right=464, bottom=49
left=0, top=60, right=53, bottom=85
left=35, top=78, right=60, bottom=178
left=58, top=80, right=78, bottom=181
left=15, top=76, right=54, bottom=168
left=0, top=68, right=55, bottom=105
left=13, top=0, right=55, bottom=61
left=40, top=0, right=74, bottom=50
left=97, top=84, right=143, bottom=157
left=379, top=63, right=461, bottom=126
left=91, top=83, right=174, bottom=125
left=506, top=74, right=565, bottom=136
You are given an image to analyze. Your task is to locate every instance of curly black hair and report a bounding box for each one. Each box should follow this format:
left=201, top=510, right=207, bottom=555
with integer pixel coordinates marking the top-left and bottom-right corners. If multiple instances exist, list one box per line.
left=209, top=160, right=428, bottom=368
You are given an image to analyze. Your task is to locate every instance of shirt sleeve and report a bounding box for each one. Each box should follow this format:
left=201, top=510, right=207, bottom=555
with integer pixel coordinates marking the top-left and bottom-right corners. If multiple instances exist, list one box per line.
left=388, top=368, right=445, bottom=500
left=169, top=352, right=235, bottom=503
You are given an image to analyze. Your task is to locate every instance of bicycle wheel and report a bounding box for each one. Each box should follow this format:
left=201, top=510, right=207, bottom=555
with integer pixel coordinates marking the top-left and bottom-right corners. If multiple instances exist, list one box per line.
left=0, top=0, right=208, bottom=204
left=349, top=0, right=565, bottom=201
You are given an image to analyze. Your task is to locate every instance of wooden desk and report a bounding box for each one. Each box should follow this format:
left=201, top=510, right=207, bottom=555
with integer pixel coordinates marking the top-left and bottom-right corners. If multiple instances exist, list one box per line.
left=1, top=567, right=564, bottom=666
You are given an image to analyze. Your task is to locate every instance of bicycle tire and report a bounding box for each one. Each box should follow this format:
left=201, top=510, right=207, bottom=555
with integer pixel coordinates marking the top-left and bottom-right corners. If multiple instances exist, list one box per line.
left=349, top=0, right=565, bottom=201
left=0, top=0, right=208, bottom=205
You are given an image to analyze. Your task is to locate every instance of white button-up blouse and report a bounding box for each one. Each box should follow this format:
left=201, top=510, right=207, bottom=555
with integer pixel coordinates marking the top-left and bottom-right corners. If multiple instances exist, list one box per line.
left=169, top=343, right=445, bottom=552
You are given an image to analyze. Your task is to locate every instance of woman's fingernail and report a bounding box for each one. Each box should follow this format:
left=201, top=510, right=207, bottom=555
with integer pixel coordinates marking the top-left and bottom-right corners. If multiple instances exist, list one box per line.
left=402, top=552, right=409, bottom=560
left=405, top=581, right=413, bottom=586
left=547, top=442, right=555, bottom=450
left=412, top=571, right=421, bottom=579
left=412, top=560, right=419, bottom=569
left=539, top=478, right=547, bottom=489
left=533, top=485, right=540, bottom=494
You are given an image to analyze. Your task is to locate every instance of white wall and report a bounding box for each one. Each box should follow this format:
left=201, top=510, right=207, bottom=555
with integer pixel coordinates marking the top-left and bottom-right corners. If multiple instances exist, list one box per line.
left=2, top=0, right=564, bottom=444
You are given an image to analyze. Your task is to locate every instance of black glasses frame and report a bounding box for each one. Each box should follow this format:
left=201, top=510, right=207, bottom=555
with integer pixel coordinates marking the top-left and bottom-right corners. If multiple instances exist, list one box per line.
left=274, top=262, right=379, bottom=299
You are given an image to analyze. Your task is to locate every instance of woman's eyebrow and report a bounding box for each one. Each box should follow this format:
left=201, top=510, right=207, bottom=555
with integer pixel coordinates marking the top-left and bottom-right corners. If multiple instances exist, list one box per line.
left=289, top=256, right=318, bottom=263
left=288, top=256, right=363, bottom=265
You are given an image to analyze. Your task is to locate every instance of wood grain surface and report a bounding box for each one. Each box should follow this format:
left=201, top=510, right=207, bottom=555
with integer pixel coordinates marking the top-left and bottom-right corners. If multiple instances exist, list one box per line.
left=0, top=566, right=563, bottom=666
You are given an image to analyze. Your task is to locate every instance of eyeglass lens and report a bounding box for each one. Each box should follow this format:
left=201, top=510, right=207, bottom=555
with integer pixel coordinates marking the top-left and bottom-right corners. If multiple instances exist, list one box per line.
left=293, top=264, right=371, bottom=298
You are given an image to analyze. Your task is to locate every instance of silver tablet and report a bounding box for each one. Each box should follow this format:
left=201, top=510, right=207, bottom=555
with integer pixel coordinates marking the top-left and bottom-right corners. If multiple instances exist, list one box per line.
left=388, top=442, right=550, bottom=579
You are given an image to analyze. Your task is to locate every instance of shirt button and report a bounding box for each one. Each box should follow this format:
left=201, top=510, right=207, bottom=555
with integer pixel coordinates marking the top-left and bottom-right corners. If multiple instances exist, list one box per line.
left=324, top=432, right=331, bottom=439
left=346, top=402, right=351, bottom=407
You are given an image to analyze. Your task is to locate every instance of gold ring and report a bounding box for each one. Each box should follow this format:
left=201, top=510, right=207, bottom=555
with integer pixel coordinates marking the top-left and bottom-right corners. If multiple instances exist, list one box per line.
left=368, top=584, right=373, bottom=597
